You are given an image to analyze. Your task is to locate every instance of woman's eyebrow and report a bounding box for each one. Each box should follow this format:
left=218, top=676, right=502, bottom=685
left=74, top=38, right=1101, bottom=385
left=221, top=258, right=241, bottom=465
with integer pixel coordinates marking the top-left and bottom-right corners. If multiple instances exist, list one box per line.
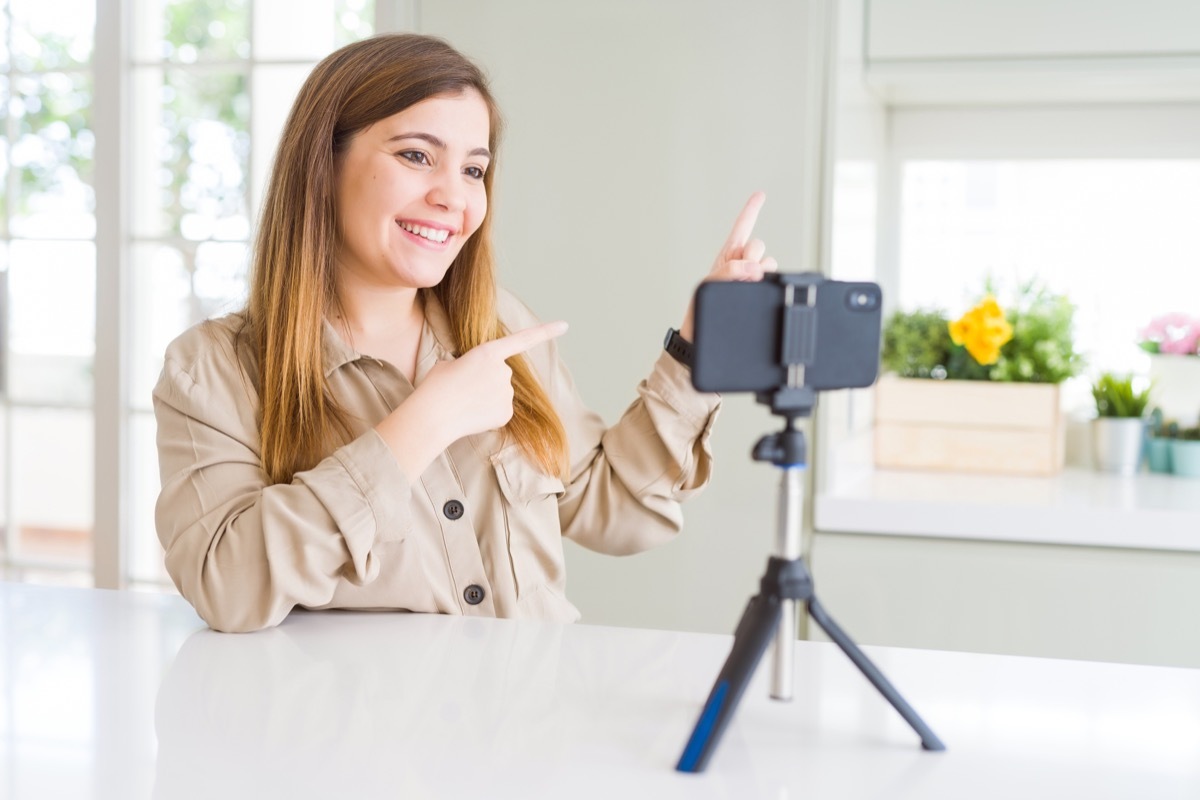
left=387, top=131, right=491, bottom=159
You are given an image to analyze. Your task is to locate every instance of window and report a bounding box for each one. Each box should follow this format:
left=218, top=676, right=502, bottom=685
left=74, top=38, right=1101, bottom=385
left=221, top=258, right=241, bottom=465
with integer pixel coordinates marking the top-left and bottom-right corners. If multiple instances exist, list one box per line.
left=1, top=0, right=377, bottom=588
left=1, top=0, right=97, bottom=579
left=897, top=159, right=1200, bottom=409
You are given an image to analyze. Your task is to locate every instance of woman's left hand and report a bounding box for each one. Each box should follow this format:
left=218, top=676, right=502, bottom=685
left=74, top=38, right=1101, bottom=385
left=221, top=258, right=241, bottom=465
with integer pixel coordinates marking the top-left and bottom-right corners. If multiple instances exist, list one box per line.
left=678, top=191, right=777, bottom=342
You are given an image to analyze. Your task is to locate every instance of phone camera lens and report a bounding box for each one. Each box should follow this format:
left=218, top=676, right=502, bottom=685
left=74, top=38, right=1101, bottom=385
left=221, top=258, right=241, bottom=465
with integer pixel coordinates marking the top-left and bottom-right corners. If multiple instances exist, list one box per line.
left=846, top=288, right=879, bottom=311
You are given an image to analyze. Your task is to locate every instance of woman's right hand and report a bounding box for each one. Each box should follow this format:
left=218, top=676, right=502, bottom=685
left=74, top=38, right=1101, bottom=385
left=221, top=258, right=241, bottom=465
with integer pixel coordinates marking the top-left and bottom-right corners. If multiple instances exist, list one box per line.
left=678, top=192, right=777, bottom=342
left=376, top=320, right=568, bottom=481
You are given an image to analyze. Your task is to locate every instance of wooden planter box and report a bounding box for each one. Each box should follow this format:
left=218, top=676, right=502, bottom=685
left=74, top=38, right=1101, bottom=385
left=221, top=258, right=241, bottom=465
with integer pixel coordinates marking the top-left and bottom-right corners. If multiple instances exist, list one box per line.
left=874, top=377, right=1065, bottom=476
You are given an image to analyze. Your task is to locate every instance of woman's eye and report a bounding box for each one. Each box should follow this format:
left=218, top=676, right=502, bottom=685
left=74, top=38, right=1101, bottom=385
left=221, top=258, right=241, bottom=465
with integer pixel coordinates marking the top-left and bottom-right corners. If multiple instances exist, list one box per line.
left=398, top=150, right=430, bottom=166
left=464, top=165, right=486, bottom=180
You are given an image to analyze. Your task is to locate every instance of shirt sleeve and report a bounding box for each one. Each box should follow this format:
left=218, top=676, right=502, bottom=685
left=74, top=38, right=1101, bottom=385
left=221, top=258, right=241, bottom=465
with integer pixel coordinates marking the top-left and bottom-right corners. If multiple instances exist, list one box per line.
left=152, top=321, right=413, bottom=633
left=500, top=293, right=721, bottom=555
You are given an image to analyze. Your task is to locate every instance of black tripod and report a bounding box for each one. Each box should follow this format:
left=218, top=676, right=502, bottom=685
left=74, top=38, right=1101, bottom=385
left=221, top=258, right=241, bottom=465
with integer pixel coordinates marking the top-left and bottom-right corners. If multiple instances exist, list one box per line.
left=676, top=412, right=946, bottom=773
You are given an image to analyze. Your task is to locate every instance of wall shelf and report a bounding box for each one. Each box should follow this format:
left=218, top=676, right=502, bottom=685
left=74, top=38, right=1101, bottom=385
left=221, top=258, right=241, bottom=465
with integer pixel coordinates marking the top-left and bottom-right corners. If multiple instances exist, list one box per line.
left=817, top=456, right=1200, bottom=553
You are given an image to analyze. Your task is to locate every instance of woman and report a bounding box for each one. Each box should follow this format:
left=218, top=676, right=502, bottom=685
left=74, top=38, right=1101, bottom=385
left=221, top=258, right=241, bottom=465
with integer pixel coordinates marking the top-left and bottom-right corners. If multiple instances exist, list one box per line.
left=154, top=33, right=775, bottom=632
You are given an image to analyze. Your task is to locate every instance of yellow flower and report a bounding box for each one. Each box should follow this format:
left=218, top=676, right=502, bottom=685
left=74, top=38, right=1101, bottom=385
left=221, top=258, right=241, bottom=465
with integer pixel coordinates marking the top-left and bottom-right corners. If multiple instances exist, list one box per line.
left=949, top=295, right=1014, bottom=366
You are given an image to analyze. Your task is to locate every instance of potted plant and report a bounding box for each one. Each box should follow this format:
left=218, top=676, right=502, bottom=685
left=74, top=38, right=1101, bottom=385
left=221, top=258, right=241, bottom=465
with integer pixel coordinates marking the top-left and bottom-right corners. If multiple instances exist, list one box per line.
left=1090, top=372, right=1152, bottom=475
left=1145, top=408, right=1177, bottom=474
left=1171, top=423, right=1200, bottom=478
left=880, top=282, right=1082, bottom=384
left=1139, top=313, right=1200, bottom=424
left=876, top=282, right=1082, bottom=476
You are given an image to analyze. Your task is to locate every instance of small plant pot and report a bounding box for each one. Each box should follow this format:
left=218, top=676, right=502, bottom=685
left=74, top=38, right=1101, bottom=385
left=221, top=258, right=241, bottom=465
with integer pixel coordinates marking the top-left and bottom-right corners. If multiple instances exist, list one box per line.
left=1145, top=436, right=1173, bottom=473
left=1170, top=440, right=1200, bottom=478
left=1091, top=418, right=1146, bottom=475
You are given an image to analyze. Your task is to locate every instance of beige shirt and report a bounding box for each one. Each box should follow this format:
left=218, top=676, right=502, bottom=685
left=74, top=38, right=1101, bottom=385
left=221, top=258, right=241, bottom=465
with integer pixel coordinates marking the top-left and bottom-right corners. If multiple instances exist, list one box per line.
left=154, top=290, right=721, bottom=632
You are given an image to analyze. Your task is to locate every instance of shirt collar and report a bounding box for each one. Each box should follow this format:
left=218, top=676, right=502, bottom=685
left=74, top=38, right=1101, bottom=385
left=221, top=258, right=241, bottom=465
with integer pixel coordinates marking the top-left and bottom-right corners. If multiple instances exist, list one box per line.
left=321, top=316, right=358, bottom=377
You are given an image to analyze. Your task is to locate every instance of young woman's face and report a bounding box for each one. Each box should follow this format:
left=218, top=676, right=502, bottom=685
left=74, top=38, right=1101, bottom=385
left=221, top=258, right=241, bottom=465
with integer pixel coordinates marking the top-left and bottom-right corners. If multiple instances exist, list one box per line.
left=335, top=89, right=491, bottom=293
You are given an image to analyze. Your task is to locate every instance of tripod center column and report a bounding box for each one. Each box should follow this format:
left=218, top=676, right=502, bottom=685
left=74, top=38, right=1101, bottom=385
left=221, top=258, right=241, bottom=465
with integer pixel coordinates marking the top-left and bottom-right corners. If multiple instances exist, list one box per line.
left=771, top=463, right=806, bottom=700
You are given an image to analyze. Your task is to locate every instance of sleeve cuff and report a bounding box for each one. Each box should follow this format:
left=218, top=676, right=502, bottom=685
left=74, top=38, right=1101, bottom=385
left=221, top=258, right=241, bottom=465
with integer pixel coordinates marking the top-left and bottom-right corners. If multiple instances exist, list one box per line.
left=645, top=350, right=721, bottom=429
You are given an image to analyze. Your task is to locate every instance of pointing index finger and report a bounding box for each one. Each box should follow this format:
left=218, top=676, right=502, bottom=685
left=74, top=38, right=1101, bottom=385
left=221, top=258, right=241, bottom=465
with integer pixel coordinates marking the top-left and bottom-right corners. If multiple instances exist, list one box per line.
left=487, top=320, right=569, bottom=361
left=722, top=191, right=766, bottom=255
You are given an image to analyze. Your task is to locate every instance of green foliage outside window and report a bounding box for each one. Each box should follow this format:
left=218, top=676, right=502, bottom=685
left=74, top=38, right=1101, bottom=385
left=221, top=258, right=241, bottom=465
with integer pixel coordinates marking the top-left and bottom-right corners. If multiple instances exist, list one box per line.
left=157, top=0, right=252, bottom=236
left=5, top=0, right=373, bottom=237
left=5, top=34, right=93, bottom=222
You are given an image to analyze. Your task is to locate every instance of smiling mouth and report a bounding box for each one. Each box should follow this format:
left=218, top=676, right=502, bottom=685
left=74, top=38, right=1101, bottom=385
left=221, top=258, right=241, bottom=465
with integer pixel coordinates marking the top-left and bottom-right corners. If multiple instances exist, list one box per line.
left=397, top=220, right=452, bottom=244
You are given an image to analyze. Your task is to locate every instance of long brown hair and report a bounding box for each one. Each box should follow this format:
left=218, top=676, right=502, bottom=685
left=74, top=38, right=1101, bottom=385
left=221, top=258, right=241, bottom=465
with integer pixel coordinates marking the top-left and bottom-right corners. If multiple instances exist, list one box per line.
left=247, top=34, right=568, bottom=485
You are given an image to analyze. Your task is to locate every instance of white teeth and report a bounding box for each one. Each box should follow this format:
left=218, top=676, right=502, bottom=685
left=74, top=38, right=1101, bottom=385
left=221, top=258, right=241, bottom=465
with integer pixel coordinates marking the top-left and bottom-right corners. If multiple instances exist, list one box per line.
left=399, top=221, right=450, bottom=243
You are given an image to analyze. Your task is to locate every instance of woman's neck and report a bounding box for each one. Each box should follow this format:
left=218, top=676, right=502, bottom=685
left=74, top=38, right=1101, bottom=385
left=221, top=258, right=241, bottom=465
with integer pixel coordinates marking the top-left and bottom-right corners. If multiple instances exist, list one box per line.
left=332, top=281, right=427, bottom=381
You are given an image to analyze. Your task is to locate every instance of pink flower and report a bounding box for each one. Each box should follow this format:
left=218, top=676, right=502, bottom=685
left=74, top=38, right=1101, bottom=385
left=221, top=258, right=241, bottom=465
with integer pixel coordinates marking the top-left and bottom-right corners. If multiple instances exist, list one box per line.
left=1140, top=313, right=1200, bottom=356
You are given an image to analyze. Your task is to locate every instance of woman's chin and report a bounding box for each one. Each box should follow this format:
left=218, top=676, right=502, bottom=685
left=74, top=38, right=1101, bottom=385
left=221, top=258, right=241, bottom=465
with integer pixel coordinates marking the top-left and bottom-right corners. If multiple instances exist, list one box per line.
left=384, top=261, right=455, bottom=290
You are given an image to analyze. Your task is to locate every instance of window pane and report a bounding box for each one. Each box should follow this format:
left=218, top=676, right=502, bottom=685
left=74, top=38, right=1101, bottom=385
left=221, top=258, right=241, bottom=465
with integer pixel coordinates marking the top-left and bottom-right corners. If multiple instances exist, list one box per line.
left=129, top=66, right=164, bottom=236
left=0, top=78, right=8, bottom=221
left=130, top=244, right=192, bottom=411
left=9, top=71, right=94, bottom=238
left=0, top=9, right=8, bottom=69
left=131, top=67, right=249, bottom=239
left=12, top=407, right=92, bottom=566
left=7, top=240, right=94, bottom=405
left=129, top=410, right=167, bottom=584
left=250, top=65, right=311, bottom=214
left=130, top=240, right=248, bottom=410
left=194, top=239, right=249, bottom=315
left=334, top=0, right=375, bottom=47
left=254, top=0, right=373, bottom=59
left=830, top=161, right=877, bottom=282
left=255, top=0, right=338, bottom=59
left=899, top=160, right=1200, bottom=384
left=9, top=0, right=94, bottom=69
left=132, top=0, right=250, bottom=63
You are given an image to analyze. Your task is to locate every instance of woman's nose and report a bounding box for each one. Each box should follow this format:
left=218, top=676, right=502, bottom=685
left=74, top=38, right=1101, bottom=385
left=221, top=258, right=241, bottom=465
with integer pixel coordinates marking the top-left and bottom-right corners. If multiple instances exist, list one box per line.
left=426, top=169, right=467, bottom=212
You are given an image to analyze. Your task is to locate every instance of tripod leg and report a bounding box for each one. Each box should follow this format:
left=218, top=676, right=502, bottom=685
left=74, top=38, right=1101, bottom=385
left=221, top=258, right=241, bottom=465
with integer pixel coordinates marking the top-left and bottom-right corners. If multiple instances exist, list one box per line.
left=808, top=596, right=946, bottom=751
left=676, top=594, right=781, bottom=773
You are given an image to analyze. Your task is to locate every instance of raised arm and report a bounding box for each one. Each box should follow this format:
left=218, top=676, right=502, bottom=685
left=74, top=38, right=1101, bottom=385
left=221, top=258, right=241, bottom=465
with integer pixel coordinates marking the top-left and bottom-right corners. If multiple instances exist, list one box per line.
left=538, top=193, right=776, bottom=553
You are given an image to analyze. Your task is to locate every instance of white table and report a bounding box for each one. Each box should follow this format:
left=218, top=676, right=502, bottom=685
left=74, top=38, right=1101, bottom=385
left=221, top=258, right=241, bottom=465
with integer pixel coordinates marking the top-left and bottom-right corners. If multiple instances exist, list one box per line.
left=2, top=582, right=1198, bottom=799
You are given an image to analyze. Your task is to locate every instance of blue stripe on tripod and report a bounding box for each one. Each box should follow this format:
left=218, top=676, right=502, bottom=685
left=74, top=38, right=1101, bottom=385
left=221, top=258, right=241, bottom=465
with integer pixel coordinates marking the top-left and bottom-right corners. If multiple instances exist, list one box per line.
left=676, top=680, right=730, bottom=772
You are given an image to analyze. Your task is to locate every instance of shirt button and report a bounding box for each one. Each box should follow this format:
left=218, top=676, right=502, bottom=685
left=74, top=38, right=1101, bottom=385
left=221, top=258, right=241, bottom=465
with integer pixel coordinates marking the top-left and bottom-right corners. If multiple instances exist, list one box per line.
left=463, top=584, right=486, bottom=606
left=443, top=500, right=465, bottom=520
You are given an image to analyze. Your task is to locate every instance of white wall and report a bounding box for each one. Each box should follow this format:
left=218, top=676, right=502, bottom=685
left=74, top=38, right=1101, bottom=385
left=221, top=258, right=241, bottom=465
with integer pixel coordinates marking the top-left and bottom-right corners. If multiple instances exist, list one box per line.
left=866, top=0, right=1200, bottom=61
left=863, top=0, right=1200, bottom=105
left=811, top=532, right=1200, bottom=668
left=403, top=0, right=834, bottom=633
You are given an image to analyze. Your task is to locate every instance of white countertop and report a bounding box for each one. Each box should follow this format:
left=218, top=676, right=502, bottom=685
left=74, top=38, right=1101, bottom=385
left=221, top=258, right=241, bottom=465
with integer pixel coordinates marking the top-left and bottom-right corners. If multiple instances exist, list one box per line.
left=2, top=581, right=1199, bottom=799
left=816, top=457, right=1200, bottom=552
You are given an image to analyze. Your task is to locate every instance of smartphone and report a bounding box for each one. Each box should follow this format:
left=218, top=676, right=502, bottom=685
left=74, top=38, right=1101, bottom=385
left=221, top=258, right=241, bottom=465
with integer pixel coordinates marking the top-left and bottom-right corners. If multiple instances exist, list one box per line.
left=690, top=274, right=883, bottom=394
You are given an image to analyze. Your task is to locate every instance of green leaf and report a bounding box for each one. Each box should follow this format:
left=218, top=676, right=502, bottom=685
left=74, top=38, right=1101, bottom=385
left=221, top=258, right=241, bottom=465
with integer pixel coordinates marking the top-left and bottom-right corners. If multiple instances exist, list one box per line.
left=1091, top=372, right=1152, bottom=418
